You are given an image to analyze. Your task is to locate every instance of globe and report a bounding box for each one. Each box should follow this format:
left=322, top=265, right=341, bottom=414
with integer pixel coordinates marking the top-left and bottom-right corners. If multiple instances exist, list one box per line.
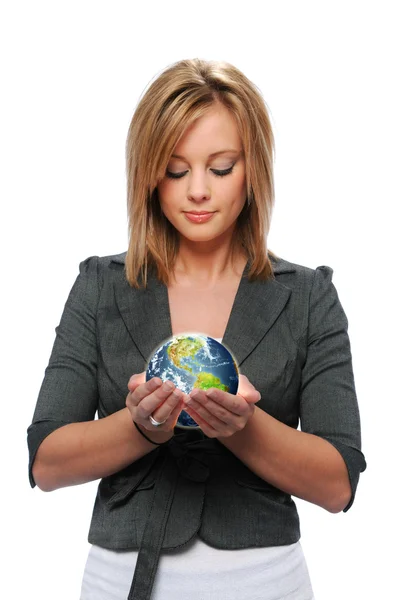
left=146, top=333, right=240, bottom=429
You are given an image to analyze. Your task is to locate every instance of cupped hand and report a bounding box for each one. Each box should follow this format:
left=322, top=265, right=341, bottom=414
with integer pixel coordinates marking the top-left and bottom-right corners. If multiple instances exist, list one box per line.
left=183, top=374, right=261, bottom=438
left=126, top=372, right=188, bottom=432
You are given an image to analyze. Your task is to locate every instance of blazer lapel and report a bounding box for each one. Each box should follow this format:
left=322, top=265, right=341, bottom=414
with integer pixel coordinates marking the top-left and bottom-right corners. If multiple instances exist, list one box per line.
left=110, top=252, right=296, bottom=368
left=111, top=254, right=172, bottom=366
left=222, top=258, right=294, bottom=366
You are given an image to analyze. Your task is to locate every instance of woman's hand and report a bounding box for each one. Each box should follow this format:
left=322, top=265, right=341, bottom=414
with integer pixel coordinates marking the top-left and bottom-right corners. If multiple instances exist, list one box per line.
left=126, top=372, right=187, bottom=432
left=183, top=374, right=261, bottom=438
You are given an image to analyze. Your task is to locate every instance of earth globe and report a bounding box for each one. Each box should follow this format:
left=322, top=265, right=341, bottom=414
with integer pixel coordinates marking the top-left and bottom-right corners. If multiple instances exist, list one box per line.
left=146, top=333, right=240, bottom=429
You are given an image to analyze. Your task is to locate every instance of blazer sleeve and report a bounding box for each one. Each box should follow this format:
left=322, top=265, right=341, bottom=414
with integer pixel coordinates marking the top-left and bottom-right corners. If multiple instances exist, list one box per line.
left=299, top=265, right=366, bottom=512
left=27, top=256, right=100, bottom=488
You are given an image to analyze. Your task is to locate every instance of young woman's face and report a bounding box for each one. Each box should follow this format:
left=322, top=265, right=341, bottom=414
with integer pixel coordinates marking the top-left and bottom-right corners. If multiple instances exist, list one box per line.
left=157, top=103, right=247, bottom=245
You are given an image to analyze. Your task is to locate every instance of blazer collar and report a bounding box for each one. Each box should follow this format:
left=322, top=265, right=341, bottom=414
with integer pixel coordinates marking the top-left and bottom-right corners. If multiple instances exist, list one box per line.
left=110, top=251, right=295, bottom=367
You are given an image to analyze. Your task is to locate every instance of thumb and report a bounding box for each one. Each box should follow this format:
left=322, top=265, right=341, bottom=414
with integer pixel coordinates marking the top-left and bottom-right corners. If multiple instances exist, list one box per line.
left=128, top=372, right=146, bottom=392
left=238, top=374, right=261, bottom=404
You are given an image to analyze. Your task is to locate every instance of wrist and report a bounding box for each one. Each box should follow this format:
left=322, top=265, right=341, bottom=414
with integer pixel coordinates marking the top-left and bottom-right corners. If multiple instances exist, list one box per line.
left=124, top=408, right=175, bottom=446
left=139, top=423, right=175, bottom=444
left=146, top=429, right=175, bottom=444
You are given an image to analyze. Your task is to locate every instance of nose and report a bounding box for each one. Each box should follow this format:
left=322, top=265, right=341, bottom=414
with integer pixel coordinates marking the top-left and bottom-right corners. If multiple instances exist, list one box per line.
left=187, top=170, right=211, bottom=203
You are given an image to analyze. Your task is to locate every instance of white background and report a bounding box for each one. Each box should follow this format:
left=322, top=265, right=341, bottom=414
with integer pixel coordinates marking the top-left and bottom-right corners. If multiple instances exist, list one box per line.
left=2, top=1, right=397, bottom=598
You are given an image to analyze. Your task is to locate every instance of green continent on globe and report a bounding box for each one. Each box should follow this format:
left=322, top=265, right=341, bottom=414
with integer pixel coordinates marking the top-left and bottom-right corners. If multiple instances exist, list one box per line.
left=193, top=372, right=229, bottom=392
left=167, top=336, right=204, bottom=374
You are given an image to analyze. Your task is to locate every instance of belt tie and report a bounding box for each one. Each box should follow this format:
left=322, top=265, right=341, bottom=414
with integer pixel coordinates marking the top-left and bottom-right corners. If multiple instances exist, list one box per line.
left=127, top=431, right=213, bottom=599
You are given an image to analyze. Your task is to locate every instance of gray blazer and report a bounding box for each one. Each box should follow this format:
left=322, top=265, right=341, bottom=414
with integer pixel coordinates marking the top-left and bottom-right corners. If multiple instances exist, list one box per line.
left=27, top=251, right=366, bottom=600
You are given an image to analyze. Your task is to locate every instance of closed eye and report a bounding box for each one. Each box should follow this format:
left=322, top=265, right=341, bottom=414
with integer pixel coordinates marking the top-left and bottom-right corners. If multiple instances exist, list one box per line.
left=165, top=165, right=235, bottom=180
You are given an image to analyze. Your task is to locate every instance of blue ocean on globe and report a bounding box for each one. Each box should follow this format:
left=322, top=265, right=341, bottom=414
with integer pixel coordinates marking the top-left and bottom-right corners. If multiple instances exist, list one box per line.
left=146, top=333, right=239, bottom=428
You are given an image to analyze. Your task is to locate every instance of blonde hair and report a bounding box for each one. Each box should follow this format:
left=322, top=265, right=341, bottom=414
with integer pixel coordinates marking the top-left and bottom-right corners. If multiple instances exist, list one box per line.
left=125, top=58, right=278, bottom=288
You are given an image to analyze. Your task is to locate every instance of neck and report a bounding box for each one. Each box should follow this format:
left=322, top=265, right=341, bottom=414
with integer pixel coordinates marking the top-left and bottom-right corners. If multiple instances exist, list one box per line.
left=171, top=242, right=248, bottom=288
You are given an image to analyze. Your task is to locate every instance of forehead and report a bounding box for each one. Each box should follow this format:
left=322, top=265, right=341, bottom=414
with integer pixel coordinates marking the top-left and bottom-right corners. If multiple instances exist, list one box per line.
left=172, top=104, right=242, bottom=158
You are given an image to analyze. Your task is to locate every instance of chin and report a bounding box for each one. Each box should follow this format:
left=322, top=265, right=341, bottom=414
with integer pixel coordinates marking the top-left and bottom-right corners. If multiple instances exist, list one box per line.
left=180, top=232, right=219, bottom=243
left=181, top=228, right=232, bottom=244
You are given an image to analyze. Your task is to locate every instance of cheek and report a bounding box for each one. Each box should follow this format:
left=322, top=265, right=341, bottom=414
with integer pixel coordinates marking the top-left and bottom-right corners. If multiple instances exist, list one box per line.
left=230, top=167, right=246, bottom=196
left=228, top=176, right=247, bottom=207
left=156, top=183, right=175, bottom=214
left=156, top=181, right=168, bottom=201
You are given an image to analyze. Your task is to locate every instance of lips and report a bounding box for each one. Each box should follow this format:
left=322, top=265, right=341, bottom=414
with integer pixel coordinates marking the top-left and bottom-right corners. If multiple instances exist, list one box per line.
left=184, top=211, right=215, bottom=223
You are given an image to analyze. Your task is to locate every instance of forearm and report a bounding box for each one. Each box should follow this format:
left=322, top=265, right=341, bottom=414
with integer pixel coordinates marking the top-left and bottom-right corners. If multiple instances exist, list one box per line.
left=218, top=406, right=351, bottom=513
left=32, top=408, right=173, bottom=492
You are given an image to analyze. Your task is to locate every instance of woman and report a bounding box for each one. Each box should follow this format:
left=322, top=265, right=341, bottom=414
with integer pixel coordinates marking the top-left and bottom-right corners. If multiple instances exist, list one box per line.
left=27, top=58, right=366, bottom=600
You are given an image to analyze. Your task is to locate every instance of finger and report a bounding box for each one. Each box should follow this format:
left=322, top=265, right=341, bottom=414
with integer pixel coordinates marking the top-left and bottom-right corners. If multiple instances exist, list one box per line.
left=239, top=373, right=259, bottom=386
left=237, top=376, right=261, bottom=404
left=187, top=397, right=232, bottom=427
left=129, top=377, right=164, bottom=405
left=240, top=390, right=262, bottom=404
left=148, top=393, right=184, bottom=427
left=185, top=398, right=254, bottom=437
left=193, top=388, right=249, bottom=417
left=184, top=405, right=219, bottom=437
left=128, top=378, right=147, bottom=395
left=184, top=402, right=242, bottom=438
left=128, top=372, right=146, bottom=388
left=144, top=390, right=184, bottom=429
left=168, top=397, right=186, bottom=428
left=129, top=371, right=146, bottom=382
left=187, top=389, right=244, bottom=426
left=237, top=374, right=257, bottom=390
left=128, top=375, right=159, bottom=398
left=136, top=381, right=183, bottom=421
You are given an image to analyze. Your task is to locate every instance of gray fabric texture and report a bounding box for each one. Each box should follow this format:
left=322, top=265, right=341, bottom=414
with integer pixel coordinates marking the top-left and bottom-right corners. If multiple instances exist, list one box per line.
left=27, top=251, right=366, bottom=596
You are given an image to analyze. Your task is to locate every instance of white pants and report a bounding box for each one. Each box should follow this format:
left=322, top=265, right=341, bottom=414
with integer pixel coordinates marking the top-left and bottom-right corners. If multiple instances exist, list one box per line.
left=80, top=536, right=315, bottom=600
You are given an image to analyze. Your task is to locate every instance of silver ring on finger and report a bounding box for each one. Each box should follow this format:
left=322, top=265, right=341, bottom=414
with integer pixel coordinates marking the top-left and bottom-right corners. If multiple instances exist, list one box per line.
left=149, top=414, right=167, bottom=427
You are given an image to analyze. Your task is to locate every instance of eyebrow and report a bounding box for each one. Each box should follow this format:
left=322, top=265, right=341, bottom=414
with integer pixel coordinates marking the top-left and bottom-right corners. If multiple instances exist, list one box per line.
left=171, top=149, right=242, bottom=159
